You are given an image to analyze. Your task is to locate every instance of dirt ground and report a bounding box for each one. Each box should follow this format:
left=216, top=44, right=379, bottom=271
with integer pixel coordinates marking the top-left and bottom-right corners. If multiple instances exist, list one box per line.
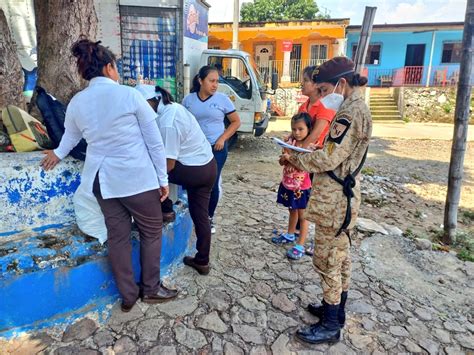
left=228, top=129, right=474, bottom=245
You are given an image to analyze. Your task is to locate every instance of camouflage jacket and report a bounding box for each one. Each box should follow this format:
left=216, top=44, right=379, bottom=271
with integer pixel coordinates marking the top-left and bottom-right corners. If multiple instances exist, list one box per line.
left=289, top=89, right=372, bottom=229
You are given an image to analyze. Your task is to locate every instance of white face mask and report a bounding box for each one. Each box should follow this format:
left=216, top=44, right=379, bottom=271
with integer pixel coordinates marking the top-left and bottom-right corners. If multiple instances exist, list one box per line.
left=320, top=81, right=344, bottom=111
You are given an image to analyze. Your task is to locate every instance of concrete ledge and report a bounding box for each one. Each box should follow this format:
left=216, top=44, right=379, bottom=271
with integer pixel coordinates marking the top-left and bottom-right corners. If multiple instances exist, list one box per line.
left=0, top=153, right=82, bottom=236
left=0, top=152, right=194, bottom=336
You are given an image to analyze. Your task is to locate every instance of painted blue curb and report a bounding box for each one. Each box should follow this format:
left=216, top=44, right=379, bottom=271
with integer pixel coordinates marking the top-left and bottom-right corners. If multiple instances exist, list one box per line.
left=0, top=208, right=194, bottom=337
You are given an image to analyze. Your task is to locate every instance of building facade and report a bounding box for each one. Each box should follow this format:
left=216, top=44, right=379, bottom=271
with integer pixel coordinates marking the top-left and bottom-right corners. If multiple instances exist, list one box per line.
left=208, top=19, right=349, bottom=83
left=346, top=22, right=463, bottom=87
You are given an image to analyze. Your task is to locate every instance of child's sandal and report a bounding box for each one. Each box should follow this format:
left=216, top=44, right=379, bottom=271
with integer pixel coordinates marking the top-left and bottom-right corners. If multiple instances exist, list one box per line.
left=271, top=233, right=295, bottom=244
left=287, top=244, right=305, bottom=260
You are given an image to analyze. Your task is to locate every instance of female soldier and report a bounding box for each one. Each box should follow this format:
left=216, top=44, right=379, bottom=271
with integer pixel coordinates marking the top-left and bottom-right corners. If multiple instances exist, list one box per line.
left=280, top=57, right=372, bottom=344
left=183, top=66, right=241, bottom=234
left=41, top=38, right=178, bottom=312
left=136, top=84, right=217, bottom=275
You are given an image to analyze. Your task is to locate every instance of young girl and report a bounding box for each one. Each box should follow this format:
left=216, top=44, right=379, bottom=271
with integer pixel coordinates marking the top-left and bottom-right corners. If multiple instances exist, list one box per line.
left=298, top=65, right=336, bottom=149
left=272, top=112, right=313, bottom=260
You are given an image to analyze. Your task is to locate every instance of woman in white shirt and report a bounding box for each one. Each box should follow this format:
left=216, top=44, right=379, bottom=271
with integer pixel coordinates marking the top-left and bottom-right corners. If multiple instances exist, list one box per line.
left=136, top=84, right=217, bottom=275
left=182, top=66, right=241, bottom=234
left=41, top=38, right=178, bottom=312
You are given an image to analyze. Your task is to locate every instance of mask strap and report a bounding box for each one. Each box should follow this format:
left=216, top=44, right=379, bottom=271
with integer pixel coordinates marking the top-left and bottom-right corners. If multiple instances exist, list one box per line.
left=332, top=81, right=340, bottom=94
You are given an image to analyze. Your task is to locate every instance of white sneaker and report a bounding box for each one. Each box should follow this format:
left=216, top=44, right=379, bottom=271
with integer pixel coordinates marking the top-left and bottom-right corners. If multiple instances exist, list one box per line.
left=210, top=218, right=216, bottom=234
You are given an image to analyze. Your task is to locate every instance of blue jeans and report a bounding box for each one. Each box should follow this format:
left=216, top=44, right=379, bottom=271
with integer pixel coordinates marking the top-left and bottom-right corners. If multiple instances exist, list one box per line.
left=209, top=141, right=228, bottom=218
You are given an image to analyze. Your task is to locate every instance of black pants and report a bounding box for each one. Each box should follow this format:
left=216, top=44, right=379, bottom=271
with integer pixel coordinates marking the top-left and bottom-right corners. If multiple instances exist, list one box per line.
left=93, top=174, right=162, bottom=305
left=162, top=159, right=217, bottom=265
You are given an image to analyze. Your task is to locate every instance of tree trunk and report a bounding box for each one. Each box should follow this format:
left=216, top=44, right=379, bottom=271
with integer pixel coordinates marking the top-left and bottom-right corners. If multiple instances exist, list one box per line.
left=33, top=0, right=98, bottom=106
left=0, top=8, right=26, bottom=111
left=443, top=0, right=473, bottom=244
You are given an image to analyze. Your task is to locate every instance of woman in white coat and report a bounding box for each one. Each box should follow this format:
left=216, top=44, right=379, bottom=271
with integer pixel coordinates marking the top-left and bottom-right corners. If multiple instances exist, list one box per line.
left=136, top=84, right=217, bottom=275
left=41, top=38, right=178, bottom=312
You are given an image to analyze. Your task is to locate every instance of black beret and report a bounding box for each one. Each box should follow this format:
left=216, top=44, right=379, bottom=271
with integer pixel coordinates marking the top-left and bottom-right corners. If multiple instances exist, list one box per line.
left=312, top=56, right=355, bottom=83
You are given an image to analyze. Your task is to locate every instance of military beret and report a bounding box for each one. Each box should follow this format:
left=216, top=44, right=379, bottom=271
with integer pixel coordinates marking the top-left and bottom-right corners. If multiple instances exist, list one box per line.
left=312, top=56, right=355, bottom=83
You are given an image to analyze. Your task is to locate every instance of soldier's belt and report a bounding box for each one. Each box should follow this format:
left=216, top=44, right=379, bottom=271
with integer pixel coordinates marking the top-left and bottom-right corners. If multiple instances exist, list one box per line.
left=327, top=147, right=369, bottom=238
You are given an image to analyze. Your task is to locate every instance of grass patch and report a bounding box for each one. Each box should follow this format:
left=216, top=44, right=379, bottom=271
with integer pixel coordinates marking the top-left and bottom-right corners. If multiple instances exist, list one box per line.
left=454, top=230, right=474, bottom=262
left=362, top=167, right=376, bottom=176
left=462, top=210, right=474, bottom=224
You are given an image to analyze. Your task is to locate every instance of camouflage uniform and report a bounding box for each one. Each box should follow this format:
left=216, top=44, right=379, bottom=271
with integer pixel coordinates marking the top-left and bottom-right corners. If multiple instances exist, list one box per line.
left=288, top=89, right=372, bottom=305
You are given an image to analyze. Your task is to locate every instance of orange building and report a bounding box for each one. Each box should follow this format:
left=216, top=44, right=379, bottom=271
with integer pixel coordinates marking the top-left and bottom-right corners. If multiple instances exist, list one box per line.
left=208, top=19, right=349, bottom=83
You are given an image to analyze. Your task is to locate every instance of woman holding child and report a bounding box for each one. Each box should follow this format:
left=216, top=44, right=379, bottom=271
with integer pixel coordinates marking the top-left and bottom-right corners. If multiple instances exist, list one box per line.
left=280, top=57, right=372, bottom=344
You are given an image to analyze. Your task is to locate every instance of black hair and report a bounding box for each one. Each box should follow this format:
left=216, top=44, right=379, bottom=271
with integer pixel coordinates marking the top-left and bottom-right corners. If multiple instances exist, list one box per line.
left=303, top=65, right=317, bottom=82
left=191, top=65, right=219, bottom=93
left=71, top=36, right=116, bottom=81
left=214, top=63, right=223, bottom=70
left=316, top=72, right=368, bottom=87
left=155, top=85, right=174, bottom=105
left=291, top=112, right=312, bottom=135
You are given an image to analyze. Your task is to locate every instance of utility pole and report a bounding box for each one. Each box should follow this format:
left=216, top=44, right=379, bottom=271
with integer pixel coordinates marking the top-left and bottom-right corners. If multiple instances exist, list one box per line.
left=232, top=0, right=239, bottom=50
left=353, top=7, right=377, bottom=74
left=443, top=0, right=474, bottom=244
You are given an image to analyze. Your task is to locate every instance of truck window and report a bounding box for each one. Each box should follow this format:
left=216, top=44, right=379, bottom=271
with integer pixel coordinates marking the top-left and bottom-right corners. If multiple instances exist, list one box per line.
left=208, top=56, right=252, bottom=99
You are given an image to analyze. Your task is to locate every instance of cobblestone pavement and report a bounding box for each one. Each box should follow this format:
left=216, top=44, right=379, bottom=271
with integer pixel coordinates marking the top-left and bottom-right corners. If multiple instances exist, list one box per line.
left=1, top=136, right=473, bottom=354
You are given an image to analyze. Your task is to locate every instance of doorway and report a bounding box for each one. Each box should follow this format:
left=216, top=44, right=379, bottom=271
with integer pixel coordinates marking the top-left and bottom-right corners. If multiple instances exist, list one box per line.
left=404, top=44, right=425, bottom=85
left=290, top=44, right=302, bottom=82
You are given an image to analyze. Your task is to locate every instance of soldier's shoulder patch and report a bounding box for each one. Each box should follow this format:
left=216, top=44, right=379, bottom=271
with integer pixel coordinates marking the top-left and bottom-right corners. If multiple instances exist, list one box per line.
left=328, top=116, right=351, bottom=144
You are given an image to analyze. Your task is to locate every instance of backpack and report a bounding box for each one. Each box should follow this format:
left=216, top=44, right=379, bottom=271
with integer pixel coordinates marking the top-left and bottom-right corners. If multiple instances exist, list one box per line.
left=1, top=105, right=54, bottom=152
left=35, top=86, right=87, bottom=160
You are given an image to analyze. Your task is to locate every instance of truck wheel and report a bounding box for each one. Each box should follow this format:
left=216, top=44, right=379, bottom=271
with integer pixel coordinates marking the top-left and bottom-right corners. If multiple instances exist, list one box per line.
left=228, top=133, right=238, bottom=150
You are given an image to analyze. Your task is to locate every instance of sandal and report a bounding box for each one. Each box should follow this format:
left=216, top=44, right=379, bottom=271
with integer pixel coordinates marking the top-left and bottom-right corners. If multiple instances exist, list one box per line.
left=306, top=241, right=314, bottom=256
left=287, top=244, right=305, bottom=260
left=271, top=232, right=296, bottom=244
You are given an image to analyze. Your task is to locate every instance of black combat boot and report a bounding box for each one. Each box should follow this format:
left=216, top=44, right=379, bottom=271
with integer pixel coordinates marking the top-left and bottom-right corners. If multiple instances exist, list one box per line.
left=307, top=291, right=348, bottom=327
left=296, top=303, right=341, bottom=344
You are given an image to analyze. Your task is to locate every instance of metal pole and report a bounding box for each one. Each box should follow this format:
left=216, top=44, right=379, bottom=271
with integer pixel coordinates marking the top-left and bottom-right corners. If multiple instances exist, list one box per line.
left=354, top=6, right=377, bottom=74
left=426, top=31, right=436, bottom=87
left=232, top=0, right=239, bottom=50
left=443, top=0, right=473, bottom=244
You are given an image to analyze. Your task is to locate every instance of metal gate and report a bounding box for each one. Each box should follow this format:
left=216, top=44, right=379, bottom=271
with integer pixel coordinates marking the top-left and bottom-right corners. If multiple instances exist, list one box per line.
left=119, top=6, right=179, bottom=96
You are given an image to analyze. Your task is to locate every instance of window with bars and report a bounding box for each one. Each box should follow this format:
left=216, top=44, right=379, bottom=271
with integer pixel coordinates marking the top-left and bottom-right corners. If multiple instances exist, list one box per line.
left=119, top=6, right=179, bottom=95
left=441, top=42, right=462, bottom=63
left=310, top=44, right=328, bottom=62
left=352, top=44, right=382, bottom=65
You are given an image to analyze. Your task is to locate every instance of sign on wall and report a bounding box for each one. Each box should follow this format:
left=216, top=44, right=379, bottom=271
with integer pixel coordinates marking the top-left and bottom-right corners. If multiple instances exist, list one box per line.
left=282, top=40, right=293, bottom=52
left=184, top=0, right=208, bottom=41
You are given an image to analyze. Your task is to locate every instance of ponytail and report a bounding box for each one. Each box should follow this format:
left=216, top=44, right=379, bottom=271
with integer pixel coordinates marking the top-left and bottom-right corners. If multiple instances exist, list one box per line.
left=350, top=73, right=368, bottom=87
left=190, top=65, right=218, bottom=93
left=71, top=36, right=116, bottom=81
left=155, top=85, right=174, bottom=105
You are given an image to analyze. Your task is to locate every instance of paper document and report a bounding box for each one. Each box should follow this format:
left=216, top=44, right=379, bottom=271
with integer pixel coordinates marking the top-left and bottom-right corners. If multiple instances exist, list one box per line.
left=272, top=137, right=312, bottom=153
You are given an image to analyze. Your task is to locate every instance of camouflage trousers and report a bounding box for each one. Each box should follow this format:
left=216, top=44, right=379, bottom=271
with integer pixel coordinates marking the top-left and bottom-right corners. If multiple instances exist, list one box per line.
left=313, top=225, right=351, bottom=305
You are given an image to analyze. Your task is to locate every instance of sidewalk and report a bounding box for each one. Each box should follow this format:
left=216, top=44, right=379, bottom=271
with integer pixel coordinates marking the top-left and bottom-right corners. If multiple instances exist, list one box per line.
left=267, top=120, right=474, bottom=141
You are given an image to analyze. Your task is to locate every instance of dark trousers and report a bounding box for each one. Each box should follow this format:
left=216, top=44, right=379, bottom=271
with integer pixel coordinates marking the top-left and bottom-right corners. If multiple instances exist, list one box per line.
left=209, top=142, right=228, bottom=218
left=93, top=175, right=163, bottom=305
left=164, top=159, right=217, bottom=265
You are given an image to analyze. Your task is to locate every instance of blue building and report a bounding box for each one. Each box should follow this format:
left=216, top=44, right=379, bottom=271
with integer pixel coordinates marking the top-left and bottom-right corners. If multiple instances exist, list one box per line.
left=346, top=22, right=463, bottom=87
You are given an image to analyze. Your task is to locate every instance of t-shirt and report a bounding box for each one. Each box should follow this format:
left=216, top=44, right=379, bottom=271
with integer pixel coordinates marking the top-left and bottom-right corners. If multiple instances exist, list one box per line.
left=156, top=101, right=214, bottom=166
left=298, top=99, right=336, bottom=147
left=182, top=92, right=236, bottom=145
left=281, top=164, right=312, bottom=192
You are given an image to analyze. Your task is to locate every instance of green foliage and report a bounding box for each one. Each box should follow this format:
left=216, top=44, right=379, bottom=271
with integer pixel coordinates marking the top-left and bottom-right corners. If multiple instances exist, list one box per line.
left=462, top=210, right=474, bottom=224
left=442, top=103, right=453, bottom=114
left=361, top=167, right=375, bottom=176
left=240, top=0, right=327, bottom=22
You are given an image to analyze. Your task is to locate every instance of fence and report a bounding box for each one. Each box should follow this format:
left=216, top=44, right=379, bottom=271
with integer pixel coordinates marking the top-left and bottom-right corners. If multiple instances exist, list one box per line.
left=257, top=59, right=461, bottom=88
left=257, top=59, right=327, bottom=83
left=366, top=66, right=460, bottom=87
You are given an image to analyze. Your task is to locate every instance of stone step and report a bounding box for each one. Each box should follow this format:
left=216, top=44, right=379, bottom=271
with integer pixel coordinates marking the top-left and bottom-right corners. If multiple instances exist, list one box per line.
left=370, top=110, right=401, bottom=115
left=372, top=114, right=402, bottom=120
left=370, top=105, right=399, bottom=110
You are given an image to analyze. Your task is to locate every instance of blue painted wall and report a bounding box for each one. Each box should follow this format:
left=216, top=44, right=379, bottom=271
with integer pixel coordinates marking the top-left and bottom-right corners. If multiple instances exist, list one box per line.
left=0, top=152, right=195, bottom=336
left=346, top=28, right=462, bottom=86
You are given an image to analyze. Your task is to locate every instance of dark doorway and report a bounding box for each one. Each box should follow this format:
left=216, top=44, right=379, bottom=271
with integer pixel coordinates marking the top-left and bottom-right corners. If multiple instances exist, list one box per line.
left=290, top=44, right=302, bottom=82
left=404, top=44, right=425, bottom=85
